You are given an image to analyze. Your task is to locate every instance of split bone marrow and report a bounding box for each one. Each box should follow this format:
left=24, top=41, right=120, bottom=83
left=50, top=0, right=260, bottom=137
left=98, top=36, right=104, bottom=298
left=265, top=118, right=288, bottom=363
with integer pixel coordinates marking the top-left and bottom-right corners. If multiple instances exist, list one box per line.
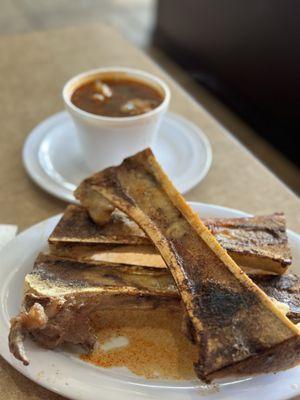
left=75, top=148, right=300, bottom=382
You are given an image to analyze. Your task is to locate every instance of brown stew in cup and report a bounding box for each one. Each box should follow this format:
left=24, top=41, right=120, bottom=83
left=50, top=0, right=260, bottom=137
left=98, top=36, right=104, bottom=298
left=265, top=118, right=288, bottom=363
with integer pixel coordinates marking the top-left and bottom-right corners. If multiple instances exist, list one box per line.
left=71, top=76, right=164, bottom=117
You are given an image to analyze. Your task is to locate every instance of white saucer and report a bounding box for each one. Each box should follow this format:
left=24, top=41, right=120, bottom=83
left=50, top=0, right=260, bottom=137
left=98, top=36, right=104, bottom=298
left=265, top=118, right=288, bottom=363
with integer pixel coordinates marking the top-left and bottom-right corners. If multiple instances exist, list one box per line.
left=23, top=111, right=212, bottom=203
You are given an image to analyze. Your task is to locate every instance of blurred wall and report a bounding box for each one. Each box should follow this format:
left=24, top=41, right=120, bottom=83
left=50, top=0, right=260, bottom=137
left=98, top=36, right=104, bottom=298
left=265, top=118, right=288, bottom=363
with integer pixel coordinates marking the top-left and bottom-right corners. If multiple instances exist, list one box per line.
left=154, top=0, right=300, bottom=165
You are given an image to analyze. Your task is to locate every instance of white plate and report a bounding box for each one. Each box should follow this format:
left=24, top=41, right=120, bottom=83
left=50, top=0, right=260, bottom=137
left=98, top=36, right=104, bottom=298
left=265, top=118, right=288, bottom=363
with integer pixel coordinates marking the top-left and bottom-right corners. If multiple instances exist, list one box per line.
left=23, top=111, right=212, bottom=203
left=1, top=203, right=300, bottom=399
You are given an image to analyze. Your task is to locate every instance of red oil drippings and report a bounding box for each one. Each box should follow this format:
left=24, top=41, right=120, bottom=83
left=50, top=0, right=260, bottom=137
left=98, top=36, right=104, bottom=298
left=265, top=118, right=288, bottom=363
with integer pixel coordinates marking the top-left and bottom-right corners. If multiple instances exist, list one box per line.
left=81, top=308, right=197, bottom=379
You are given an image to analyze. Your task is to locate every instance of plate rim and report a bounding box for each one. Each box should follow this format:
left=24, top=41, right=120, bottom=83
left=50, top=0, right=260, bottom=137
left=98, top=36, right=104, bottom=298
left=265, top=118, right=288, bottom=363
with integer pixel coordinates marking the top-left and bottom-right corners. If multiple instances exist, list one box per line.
left=22, top=111, right=212, bottom=203
left=1, top=202, right=300, bottom=400
left=23, top=112, right=76, bottom=203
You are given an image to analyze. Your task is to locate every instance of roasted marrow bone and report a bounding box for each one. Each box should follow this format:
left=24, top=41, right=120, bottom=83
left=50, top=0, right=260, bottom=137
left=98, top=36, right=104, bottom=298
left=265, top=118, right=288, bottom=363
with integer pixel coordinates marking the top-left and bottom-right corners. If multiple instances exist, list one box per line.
left=75, top=178, right=114, bottom=225
left=254, top=274, right=300, bottom=324
left=75, top=148, right=300, bottom=382
left=9, top=253, right=179, bottom=365
left=205, top=213, right=291, bottom=275
left=49, top=204, right=147, bottom=245
left=9, top=253, right=300, bottom=366
left=49, top=205, right=291, bottom=275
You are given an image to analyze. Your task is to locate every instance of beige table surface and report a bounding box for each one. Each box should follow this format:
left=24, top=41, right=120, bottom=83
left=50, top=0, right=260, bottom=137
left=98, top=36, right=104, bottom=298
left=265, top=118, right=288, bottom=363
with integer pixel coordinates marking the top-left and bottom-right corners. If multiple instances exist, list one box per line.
left=0, top=24, right=299, bottom=399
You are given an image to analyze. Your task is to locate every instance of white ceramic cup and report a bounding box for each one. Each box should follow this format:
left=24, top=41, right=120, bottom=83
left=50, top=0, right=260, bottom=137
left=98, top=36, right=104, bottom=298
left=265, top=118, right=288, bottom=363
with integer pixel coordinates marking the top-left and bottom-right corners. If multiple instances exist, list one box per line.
left=63, top=67, right=170, bottom=171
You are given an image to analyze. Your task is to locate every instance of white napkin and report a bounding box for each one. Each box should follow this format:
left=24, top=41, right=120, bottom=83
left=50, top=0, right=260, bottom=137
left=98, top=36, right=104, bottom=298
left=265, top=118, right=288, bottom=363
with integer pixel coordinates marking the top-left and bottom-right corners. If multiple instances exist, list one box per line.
left=0, top=224, right=18, bottom=252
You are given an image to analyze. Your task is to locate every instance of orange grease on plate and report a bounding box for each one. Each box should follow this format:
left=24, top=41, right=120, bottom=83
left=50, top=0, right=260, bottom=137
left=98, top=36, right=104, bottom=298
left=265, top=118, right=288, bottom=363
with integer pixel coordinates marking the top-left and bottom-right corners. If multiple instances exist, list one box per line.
left=81, top=308, right=197, bottom=379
